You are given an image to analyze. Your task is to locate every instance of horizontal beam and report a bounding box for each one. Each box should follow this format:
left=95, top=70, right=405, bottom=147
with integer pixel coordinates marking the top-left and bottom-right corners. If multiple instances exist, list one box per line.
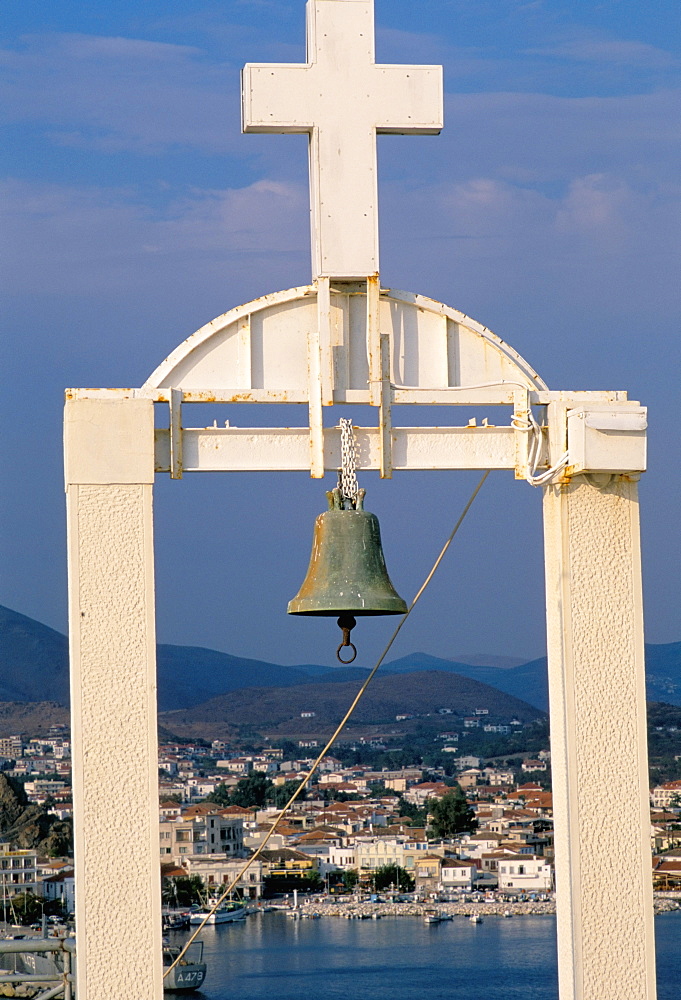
left=66, top=387, right=631, bottom=407
left=155, top=425, right=525, bottom=473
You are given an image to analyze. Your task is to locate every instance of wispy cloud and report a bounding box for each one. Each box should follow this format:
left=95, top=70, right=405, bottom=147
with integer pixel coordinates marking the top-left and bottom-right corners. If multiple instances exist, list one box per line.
left=525, top=35, right=677, bottom=69
left=0, top=177, right=308, bottom=296
left=0, top=33, right=241, bottom=154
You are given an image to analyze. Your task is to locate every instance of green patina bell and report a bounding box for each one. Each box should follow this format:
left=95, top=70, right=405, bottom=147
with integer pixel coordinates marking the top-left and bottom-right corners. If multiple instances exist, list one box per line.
left=288, top=487, right=407, bottom=662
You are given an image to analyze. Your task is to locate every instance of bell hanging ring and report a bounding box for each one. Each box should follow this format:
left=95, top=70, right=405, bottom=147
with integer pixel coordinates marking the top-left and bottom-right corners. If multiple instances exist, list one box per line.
left=288, top=487, right=407, bottom=661
left=336, top=614, right=357, bottom=663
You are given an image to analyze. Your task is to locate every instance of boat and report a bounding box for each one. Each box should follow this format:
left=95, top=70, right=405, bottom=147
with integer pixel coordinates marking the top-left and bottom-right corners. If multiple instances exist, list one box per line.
left=469, top=913, right=483, bottom=923
left=163, top=941, right=207, bottom=993
left=424, top=910, right=441, bottom=924
left=189, top=901, right=247, bottom=925
left=7, top=931, right=207, bottom=994
left=162, top=910, right=191, bottom=931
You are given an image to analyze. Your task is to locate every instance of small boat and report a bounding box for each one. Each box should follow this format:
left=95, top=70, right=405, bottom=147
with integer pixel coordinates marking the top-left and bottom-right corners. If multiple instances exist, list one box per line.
left=163, top=941, right=207, bottom=993
left=162, top=910, right=191, bottom=931
left=469, top=913, right=482, bottom=924
left=424, top=910, right=441, bottom=924
left=189, top=901, right=247, bottom=925
left=503, top=910, right=513, bottom=918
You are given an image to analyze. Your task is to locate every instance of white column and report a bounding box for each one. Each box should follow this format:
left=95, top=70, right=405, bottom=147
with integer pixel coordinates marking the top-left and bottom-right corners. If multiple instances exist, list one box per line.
left=65, top=398, right=162, bottom=1000
left=543, top=475, right=656, bottom=1000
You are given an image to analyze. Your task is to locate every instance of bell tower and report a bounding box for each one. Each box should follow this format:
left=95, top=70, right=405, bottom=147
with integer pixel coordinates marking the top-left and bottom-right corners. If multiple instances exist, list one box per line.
left=65, top=2, right=655, bottom=998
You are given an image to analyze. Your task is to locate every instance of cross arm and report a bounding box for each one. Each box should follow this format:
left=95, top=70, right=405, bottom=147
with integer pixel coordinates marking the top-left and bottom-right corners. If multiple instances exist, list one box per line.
left=373, top=65, right=443, bottom=134
left=242, top=64, right=315, bottom=132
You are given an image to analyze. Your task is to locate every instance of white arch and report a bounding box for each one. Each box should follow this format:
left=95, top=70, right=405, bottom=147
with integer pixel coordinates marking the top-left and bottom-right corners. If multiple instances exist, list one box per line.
left=143, top=285, right=547, bottom=404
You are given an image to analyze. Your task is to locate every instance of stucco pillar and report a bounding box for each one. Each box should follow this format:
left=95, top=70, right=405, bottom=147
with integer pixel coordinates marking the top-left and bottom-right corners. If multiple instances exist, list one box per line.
left=65, top=398, right=163, bottom=1000
left=543, top=475, right=655, bottom=1000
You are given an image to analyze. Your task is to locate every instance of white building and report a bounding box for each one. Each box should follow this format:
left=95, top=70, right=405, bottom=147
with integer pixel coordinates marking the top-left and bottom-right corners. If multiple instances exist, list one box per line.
left=0, top=846, right=39, bottom=897
left=41, top=869, right=76, bottom=913
left=159, top=812, right=244, bottom=861
left=440, top=860, right=477, bottom=891
left=497, top=855, right=553, bottom=892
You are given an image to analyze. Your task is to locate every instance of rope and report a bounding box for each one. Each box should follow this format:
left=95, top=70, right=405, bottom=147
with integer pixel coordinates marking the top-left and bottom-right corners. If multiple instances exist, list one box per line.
left=164, top=470, right=490, bottom=978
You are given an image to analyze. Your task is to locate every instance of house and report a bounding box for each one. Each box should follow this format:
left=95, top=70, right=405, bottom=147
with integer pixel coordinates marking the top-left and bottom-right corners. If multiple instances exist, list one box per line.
left=0, top=846, right=39, bottom=897
left=258, top=848, right=318, bottom=879
left=412, top=854, right=443, bottom=893
left=183, top=855, right=264, bottom=899
left=457, top=769, right=482, bottom=789
left=355, top=836, right=409, bottom=872
left=440, top=859, right=476, bottom=891
left=521, top=760, right=547, bottom=773
left=651, top=780, right=681, bottom=810
left=160, top=800, right=182, bottom=821
left=497, top=854, right=553, bottom=892
left=403, top=781, right=450, bottom=805
left=159, top=809, right=244, bottom=861
left=40, top=868, right=76, bottom=913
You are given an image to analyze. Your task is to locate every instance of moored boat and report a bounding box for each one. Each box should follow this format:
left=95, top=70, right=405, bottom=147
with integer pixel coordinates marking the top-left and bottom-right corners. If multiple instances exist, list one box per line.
left=189, top=901, right=247, bottom=925
left=163, top=941, right=206, bottom=993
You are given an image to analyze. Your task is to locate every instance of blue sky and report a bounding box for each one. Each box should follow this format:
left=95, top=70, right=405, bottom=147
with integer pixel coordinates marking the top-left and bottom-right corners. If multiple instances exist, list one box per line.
left=1, top=0, right=679, bottom=669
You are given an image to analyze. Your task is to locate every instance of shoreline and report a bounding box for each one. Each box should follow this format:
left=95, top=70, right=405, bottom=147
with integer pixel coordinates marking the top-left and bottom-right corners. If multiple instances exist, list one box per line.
left=265, top=893, right=681, bottom=920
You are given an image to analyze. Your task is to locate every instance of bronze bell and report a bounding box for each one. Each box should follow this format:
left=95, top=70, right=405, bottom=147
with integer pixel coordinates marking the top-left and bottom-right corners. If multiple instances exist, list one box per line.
left=288, top=487, right=407, bottom=662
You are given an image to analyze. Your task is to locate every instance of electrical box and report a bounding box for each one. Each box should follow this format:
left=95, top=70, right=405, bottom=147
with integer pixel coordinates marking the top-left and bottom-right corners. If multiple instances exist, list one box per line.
left=566, top=406, right=647, bottom=474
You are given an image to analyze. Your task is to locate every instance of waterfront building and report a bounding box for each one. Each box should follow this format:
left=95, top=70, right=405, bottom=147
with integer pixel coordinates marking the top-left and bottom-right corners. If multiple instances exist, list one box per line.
left=0, top=845, right=39, bottom=897
left=159, top=810, right=243, bottom=861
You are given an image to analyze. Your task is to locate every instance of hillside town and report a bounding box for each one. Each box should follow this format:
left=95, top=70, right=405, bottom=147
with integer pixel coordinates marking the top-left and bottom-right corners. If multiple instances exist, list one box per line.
left=0, top=726, right=679, bottom=917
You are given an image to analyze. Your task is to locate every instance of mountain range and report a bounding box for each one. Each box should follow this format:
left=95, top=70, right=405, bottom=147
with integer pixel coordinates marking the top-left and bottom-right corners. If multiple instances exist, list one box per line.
left=1, top=604, right=680, bottom=714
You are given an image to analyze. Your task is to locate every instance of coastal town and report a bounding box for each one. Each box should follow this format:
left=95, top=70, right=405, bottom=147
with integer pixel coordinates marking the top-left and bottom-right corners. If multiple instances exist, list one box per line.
left=0, top=725, right=680, bottom=921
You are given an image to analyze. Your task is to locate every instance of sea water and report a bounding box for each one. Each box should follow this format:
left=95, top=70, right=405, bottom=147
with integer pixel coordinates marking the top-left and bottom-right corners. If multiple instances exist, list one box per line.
left=168, top=911, right=680, bottom=1000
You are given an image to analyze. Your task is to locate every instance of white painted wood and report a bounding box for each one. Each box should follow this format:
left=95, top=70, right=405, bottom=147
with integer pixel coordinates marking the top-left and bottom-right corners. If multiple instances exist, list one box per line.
left=142, top=285, right=547, bottom=404
left=154, top=424, right=523, bottom=473
left=308, top=276, right=329, bottom=477
left=65, top=398, right=162, bottom=1000
left=242, top=1, right=442, bottom=278
left=543, top=475, right=656, bottom=1000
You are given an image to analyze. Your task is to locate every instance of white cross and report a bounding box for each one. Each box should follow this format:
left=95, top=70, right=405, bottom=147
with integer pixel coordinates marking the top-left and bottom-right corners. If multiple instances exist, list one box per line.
left=242, top=0, right=443, bottom=280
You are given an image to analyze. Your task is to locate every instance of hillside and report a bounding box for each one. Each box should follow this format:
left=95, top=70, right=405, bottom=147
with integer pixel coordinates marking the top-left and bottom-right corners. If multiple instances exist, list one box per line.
left=0, top=606, right=69, bottom=703
left=384, top=647, right=681, bottom=712
left=2, top=604, right=681, bottom=714
left=157, top=669, right=544, bottom=742
left=0, top=605, right=343, bottom=711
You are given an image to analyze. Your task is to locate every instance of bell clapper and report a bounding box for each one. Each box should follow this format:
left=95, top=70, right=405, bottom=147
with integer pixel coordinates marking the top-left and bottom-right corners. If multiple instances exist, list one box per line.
left=336, top=614, right=357, bottom=664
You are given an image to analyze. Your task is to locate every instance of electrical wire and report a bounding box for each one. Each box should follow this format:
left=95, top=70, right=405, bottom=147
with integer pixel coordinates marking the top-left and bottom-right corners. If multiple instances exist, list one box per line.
left=163, top=470, right=490, bottom=978
left=394, top=378, right=570, bottom=486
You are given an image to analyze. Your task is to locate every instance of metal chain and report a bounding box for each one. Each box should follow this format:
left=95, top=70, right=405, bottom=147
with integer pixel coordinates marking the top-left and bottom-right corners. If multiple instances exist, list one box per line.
left=338, top=418, right=359, bottom=503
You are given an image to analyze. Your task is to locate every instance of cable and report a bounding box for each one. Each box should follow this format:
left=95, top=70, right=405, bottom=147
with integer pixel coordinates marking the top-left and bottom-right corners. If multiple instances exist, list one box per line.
left=393, top=378, right=570, bottom=487
left=164, top=470, right=490, bottom=978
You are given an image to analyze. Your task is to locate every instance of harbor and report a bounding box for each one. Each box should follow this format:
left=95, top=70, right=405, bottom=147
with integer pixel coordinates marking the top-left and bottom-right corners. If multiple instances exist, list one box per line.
left=268, top=892, right=681, bottom=921
left=162, top=910, right=681, bottom=1000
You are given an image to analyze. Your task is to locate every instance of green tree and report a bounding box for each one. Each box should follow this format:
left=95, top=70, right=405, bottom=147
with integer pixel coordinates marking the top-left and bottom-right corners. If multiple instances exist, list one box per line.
left=341, top=868, right=359, bottom=891
left=205, top=783, right=232, bottom=807
left=396, top=796, right=428, bottom=825
left=267, top=781, right=304, bottom=808
left=3, top=891, right=63, bottom=925
left=371, top=864, right=414, bottom=892
left=427, top=786, right=477, bottom=839
left=162, top=875, right=206, bottom=908
left=230, top=772, right=273, bottom=808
